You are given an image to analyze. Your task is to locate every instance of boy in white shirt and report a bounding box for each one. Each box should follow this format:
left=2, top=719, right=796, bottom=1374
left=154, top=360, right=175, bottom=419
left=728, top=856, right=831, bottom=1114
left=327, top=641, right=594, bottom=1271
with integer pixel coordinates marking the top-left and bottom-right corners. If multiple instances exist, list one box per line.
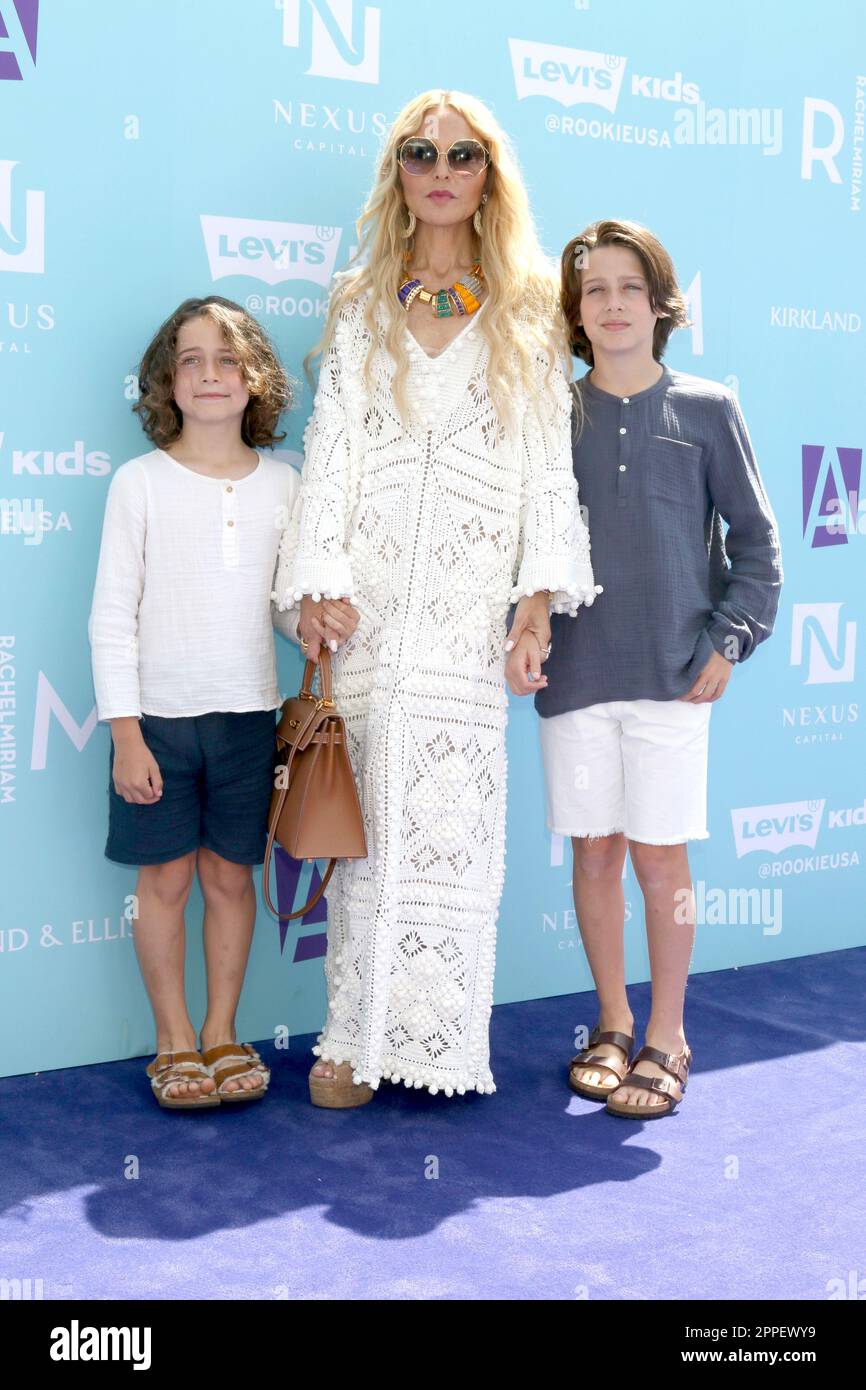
left=89, top=296, right=358, bottom=1109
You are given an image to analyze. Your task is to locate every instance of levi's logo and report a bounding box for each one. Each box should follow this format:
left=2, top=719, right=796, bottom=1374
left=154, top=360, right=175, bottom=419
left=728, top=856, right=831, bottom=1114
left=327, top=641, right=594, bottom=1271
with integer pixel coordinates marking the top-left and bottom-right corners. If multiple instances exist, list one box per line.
left=730, top=800, right=825, bottom=857
left=508, top=39, right=626, bottom=113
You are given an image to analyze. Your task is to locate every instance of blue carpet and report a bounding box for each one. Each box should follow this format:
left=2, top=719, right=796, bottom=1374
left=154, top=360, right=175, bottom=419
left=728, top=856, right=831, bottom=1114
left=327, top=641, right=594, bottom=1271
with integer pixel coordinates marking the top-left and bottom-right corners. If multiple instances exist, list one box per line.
left=1, top=947, right=864, bottom=1300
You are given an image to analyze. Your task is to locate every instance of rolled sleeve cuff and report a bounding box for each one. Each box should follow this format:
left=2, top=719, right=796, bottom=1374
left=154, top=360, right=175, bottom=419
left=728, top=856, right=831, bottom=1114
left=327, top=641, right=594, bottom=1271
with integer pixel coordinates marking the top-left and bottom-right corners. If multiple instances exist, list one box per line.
left=271, top=603, right=301, bottom=644
left=95, top=698, right=143, bottom=723
left=706, top=619, right=752, bottom=664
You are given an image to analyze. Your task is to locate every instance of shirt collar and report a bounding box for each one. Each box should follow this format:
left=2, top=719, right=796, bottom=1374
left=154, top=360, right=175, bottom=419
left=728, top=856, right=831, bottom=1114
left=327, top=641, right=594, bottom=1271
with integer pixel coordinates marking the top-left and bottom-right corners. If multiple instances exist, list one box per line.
left=579, top=362, right=672, bottom=404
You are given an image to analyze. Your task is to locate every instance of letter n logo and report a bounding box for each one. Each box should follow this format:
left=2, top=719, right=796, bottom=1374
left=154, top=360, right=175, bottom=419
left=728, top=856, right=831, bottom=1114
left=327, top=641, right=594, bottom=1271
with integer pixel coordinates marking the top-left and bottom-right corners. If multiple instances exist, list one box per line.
left=280, top=0, right=380, bottom=84
left=790, top=603, right=856, bottom=684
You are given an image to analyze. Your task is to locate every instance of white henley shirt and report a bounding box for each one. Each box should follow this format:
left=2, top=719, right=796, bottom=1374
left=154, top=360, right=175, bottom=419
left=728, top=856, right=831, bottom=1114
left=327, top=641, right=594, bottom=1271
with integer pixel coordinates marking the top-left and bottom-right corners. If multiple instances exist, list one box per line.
left=88, top=447, right=300, bottom=721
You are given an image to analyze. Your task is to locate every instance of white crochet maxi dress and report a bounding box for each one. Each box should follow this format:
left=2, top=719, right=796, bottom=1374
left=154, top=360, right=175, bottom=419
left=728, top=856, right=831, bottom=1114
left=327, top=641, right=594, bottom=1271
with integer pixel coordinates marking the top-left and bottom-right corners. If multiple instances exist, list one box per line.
left=274, top=288, right=598, bottom=1096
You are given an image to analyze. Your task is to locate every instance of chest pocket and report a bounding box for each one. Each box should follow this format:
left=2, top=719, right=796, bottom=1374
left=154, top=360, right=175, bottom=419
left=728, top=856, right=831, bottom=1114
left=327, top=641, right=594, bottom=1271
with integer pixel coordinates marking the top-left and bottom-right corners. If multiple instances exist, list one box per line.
left=642, top=435, right=705, bottom=508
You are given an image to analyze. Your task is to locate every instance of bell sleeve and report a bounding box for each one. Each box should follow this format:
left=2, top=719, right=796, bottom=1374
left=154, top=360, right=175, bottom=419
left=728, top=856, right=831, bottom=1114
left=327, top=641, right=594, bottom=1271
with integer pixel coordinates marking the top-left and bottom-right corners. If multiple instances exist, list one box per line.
left=271, top=464, right=303, bottom=643
left=273, top=298, right=357, bottom=609
left=510, top=346, right=602, bottom=616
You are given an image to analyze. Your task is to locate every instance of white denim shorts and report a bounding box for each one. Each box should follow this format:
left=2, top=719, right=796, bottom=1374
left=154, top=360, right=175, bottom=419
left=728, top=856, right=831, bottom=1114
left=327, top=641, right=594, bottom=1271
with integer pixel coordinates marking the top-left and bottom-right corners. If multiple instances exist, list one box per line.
left=538, top=698, right=712, bottom=845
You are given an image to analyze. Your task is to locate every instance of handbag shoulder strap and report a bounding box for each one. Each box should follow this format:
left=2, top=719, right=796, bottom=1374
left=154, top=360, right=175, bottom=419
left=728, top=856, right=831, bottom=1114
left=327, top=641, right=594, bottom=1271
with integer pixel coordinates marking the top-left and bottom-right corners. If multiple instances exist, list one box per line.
left=262, top=851, right=337, bottom=923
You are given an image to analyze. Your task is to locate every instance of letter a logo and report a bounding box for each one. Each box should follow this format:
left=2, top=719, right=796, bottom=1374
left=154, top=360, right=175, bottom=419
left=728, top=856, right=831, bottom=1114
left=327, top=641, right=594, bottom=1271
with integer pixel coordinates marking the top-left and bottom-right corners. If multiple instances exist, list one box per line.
left=0, top=1, right=39, bottom=81
left=802, top=445, right=862, bottom=549
left=272, top=847, right=329, bottom=959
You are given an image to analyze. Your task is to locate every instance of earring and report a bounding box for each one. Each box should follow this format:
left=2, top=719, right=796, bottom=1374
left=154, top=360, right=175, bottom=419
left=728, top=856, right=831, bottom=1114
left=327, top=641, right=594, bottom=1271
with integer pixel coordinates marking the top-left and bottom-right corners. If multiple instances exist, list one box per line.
left=473, top=192, right=489, bottom=236
left=401, top=208, right=416, bottom=239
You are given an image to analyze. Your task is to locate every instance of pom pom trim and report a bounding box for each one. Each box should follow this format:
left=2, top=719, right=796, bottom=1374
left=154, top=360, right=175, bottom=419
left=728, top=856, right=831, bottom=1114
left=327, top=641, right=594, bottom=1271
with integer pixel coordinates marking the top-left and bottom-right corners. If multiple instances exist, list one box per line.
left=311, top=1043, right=497, bottom=1098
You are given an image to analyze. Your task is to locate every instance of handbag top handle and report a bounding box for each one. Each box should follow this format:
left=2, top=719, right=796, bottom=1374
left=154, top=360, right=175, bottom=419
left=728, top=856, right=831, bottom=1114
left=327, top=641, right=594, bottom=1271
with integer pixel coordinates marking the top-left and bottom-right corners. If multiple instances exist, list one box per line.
left=300, top=646, right=334, bottom=705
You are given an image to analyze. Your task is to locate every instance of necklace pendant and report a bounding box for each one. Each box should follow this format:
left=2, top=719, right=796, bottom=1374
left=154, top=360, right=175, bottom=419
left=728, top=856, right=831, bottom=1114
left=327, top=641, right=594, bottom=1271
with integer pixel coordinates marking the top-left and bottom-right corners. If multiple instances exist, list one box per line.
left=397, top=262, right=484, bottom=316
left=397, top=278, right=423, bottom=311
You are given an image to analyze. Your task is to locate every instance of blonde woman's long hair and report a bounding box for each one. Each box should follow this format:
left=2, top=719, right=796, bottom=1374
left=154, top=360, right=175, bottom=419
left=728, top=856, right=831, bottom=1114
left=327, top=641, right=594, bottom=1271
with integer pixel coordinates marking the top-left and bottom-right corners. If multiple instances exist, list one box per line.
left=304, top=89, right=572, bottom=433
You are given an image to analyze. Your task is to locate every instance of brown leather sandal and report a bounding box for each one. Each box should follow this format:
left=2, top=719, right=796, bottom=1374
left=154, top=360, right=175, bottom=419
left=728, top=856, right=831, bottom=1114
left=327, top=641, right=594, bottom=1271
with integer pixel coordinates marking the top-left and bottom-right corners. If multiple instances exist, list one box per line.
left=605, top=1043, right=692, bottom=1119
left=200, top=1042, right=270, bottom=1104
left=146, top=1051, right=220, bottom=1110
left=568, top=1025, right=636, bottom=1100
left=309, top=1060, right=374, bottom=1109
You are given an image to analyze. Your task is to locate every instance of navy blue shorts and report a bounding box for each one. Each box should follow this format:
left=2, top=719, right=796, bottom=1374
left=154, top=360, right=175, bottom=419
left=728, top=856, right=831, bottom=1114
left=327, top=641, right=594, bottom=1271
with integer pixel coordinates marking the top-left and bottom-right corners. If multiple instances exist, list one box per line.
left=106, top=710, right=277, bottom=867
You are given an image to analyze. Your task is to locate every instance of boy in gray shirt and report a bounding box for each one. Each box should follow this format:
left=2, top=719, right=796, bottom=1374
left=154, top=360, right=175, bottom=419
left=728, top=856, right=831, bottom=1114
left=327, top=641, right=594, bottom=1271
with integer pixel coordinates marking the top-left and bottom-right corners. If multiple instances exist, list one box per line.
left=522, top=219, right=782, bottom=1118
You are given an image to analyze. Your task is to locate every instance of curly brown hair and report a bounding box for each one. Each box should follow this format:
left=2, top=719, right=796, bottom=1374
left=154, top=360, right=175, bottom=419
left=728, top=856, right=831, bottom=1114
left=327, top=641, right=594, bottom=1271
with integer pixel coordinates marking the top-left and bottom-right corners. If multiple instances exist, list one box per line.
left=561, top=220, right=690, bottom=367
left=132, top=296, right=293, bottom=448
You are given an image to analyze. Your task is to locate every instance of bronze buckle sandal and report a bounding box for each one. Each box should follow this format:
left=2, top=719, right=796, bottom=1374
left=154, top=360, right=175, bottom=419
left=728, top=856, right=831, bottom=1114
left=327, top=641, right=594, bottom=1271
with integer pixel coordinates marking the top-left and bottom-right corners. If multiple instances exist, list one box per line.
left=605, top=1043, right=692, bottom=1119
left=309, top=1060, right=374, bottom=1109
left=568, top=1026, right=635, bottom=1100
left=200, top=1042, right=271, bottom=1104
left=146, top=1051, right=220, bottom=1110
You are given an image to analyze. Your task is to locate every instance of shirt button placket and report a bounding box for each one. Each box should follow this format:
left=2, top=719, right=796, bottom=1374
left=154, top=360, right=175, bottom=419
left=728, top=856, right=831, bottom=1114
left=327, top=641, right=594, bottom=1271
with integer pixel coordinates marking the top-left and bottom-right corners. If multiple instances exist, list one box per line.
left=222, top=482, right=239, bottom=568
left=617, top=398, right=632, bottom=503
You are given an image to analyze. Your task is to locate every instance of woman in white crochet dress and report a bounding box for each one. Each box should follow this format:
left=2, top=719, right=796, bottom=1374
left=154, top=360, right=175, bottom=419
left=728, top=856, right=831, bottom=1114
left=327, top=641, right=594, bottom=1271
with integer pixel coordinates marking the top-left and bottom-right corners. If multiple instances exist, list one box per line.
left=274, top=89, right=599, bottom=1107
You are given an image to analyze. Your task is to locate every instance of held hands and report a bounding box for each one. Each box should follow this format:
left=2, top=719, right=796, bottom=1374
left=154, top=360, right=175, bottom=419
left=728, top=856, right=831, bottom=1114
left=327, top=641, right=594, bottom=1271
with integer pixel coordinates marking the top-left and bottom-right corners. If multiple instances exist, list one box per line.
left=679, top=650, right=733, bottom=703
left=298, top=594, right=360, bottom=663
left=504, top=591, right=552, bottom=697
left=111, top=721, right=163, bottom=804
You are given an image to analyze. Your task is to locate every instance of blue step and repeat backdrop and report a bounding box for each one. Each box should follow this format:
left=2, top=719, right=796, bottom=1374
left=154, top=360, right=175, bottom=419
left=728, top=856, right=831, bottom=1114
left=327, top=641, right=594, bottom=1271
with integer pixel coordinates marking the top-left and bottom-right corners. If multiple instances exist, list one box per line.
left=1, top=1, right=864, bottom=1077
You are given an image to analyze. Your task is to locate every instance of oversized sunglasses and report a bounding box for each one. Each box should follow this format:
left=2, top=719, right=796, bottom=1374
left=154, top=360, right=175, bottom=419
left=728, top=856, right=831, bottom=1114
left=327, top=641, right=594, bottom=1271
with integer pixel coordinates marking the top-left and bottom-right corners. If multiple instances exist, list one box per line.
left=397, top=137, right=491, bottom=177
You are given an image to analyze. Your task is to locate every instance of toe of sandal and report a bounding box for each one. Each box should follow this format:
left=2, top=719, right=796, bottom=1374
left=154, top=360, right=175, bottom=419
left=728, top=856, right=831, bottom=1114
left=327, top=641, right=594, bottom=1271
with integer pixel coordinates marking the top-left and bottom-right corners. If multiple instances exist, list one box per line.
left=200, top=1042, right=271, bottom=1103
left=146, top=1051, right=220, bottom=1110
left=605, top=1044, right=692, bottom=1119
left=309, top=1060, right=374, bottom=1109
left=568, top=1027, right=635, bottom=1100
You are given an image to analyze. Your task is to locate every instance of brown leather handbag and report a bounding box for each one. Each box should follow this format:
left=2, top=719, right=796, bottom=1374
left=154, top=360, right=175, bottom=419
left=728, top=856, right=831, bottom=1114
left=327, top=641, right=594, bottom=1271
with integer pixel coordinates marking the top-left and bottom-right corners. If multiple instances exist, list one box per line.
left=262, top=648, right=367, bottom=922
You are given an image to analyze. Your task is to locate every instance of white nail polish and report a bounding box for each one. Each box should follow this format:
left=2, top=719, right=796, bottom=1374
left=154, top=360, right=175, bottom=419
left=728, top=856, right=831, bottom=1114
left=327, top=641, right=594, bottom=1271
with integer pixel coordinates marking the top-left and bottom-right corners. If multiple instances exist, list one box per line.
left=505, top=640, right=514, bottom=652
left=330, top=640, right=338, bottom=652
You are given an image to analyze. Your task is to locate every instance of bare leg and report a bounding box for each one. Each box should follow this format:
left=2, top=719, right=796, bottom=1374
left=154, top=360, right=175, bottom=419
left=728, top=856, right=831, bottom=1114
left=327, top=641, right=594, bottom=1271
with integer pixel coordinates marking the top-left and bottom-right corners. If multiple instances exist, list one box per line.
left=569, top=832, right=635, bottom=1089
left=197, top=846, right=262, bottom=1094
left=134, top=853, right=215, bottom=1099
left=614, top=840, right=693, bottom=1108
